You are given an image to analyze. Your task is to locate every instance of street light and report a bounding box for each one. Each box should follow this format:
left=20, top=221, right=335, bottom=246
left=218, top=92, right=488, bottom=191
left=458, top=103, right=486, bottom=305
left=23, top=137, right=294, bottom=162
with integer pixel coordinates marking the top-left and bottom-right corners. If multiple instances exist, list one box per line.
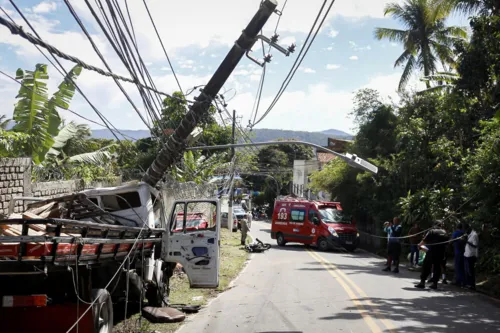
left=186, top=141, right=378, bottom=175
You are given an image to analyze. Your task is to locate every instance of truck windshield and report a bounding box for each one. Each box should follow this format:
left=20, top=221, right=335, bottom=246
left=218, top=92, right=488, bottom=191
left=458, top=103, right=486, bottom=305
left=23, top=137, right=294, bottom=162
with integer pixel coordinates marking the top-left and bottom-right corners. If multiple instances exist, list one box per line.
left=318, top=207, right=350, bottom=224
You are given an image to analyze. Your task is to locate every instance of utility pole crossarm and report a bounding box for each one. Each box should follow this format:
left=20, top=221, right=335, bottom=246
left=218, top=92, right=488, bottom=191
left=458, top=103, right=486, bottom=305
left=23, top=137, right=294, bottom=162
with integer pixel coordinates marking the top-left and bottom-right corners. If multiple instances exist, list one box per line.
left=142, top=0, right=278, bottom=187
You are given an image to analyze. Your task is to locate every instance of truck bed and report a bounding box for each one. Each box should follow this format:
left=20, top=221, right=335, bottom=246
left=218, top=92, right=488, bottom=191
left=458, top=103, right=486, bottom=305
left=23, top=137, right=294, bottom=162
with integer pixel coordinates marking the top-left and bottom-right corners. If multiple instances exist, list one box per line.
left=0, top=193, right=164, bottom=270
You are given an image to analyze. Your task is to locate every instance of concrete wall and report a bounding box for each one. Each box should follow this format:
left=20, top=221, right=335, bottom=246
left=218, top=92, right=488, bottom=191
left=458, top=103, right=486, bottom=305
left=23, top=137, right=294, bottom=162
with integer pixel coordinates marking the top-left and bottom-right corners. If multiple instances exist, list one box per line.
left=0, top=158, right=31, bottom=214
left=31, top=179, right=85, bottom=198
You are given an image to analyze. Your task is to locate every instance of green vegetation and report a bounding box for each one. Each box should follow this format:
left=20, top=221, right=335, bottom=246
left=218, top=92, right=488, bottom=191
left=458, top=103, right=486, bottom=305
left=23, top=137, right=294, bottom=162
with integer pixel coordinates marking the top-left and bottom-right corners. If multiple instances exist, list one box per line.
left=310, top=0, right=500, bottom=276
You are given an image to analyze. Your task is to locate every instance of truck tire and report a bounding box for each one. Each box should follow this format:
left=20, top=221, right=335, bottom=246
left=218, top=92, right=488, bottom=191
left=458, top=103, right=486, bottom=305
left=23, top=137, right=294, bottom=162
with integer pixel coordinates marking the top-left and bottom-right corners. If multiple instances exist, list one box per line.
left=317, top=237, right=329, bottom=251
left=92, top=288, right=114, bottom=333
left=276, top=233, right=287, bottom=246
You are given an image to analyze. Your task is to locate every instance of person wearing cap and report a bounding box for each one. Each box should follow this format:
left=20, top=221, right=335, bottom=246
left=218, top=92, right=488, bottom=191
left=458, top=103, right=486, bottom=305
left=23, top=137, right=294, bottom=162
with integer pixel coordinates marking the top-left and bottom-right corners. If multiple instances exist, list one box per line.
left=415, top=221, right=449, bottom=289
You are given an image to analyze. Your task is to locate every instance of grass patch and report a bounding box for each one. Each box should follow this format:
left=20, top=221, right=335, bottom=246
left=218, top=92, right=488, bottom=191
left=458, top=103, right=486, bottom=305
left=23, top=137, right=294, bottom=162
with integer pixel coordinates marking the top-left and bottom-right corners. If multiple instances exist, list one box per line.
left=114, top=228, right=250, bottom=333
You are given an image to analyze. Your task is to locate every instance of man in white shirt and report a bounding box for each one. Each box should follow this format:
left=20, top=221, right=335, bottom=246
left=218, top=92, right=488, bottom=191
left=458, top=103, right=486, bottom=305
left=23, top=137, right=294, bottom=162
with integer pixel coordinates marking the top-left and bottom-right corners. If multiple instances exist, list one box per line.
left=464, top=224, right=479, bottom=290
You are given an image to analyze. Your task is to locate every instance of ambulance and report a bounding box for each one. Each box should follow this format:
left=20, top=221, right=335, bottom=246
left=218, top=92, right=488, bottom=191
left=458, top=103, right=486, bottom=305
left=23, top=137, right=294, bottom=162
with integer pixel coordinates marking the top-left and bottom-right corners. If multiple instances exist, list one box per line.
left=271, top=197, right=359, bottom=252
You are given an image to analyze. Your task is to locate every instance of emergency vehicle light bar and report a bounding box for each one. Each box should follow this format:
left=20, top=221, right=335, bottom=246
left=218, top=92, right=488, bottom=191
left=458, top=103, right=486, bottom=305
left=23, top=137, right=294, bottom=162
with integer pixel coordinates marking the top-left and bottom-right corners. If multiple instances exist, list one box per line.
left=187, top=141, right=378, bottom=174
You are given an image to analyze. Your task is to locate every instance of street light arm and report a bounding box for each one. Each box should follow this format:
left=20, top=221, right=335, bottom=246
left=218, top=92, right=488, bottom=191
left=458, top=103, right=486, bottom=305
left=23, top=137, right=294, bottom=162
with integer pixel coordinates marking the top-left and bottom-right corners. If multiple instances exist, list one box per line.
left=186, top=140, right=378, bottom=174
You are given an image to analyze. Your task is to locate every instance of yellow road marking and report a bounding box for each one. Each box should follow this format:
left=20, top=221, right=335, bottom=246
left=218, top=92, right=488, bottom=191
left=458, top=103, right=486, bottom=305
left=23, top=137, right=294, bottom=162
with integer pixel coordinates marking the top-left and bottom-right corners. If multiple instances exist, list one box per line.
left=306, top=249, right=383, bottom=333
left=312, top=251, right=397, bottom=332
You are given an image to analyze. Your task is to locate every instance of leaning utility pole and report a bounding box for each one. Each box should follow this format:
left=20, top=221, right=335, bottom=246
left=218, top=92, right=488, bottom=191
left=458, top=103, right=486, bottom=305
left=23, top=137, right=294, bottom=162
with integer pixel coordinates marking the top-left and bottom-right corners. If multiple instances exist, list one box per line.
left=228, top=110, right=237, bottom=232
left=142, top=0, right=279, bottom=186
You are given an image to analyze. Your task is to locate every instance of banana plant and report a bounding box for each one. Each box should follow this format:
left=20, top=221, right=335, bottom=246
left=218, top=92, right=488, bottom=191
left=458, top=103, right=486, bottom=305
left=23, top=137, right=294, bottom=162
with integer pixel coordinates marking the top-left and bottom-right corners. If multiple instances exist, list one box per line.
left=12, top=64, right=82, bottom=164
left=171, top=151, right=228, bottom=184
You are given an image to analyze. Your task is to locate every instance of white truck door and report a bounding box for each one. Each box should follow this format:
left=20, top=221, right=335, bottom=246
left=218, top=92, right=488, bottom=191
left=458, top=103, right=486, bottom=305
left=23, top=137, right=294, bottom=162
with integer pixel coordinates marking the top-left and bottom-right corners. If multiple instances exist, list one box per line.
left=163, top=199, right=220, bottom=288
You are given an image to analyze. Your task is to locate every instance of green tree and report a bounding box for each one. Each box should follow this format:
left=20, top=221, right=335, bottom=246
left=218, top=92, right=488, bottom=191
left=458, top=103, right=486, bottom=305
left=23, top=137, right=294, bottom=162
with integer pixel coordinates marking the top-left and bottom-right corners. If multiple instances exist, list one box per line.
left=374, top=0, right=467, bottom=90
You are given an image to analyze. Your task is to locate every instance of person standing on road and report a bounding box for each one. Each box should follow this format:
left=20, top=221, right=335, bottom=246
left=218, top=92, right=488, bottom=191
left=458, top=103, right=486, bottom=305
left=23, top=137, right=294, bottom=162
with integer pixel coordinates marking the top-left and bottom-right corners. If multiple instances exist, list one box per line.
left=464, top=224, right=479, bottom=290
left=416, top=221, right=448, bottom=289
left=246, top=209, right=253, bottom=229
left=383, top=217, right=403, bottom=273
left=409, top=222, right=421, bottom=268
left=452, top=223, right=466, bottom=287
left=240, top=217, right=250, bottom=246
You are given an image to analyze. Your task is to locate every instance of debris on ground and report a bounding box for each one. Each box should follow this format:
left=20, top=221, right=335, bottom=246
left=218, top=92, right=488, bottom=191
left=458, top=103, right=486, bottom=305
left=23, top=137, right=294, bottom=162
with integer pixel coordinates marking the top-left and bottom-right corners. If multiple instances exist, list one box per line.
left=142, top=307, right=186, bottom=323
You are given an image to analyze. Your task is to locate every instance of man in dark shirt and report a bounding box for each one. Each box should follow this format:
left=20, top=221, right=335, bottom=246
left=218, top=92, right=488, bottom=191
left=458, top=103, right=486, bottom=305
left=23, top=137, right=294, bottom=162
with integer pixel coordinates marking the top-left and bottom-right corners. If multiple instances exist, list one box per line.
left=383, top=217, right=403, bottom=273
left=452, top=223, right=466, bottom=286
left=415, top=220, right=449, bottom=289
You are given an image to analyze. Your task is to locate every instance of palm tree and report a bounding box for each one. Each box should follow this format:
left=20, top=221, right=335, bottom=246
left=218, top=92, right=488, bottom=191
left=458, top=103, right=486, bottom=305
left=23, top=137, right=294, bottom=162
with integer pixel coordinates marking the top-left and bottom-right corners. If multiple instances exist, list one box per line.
left=439, top=0, right=500, bottom=16
left=374, top=0, right=467, bottom=91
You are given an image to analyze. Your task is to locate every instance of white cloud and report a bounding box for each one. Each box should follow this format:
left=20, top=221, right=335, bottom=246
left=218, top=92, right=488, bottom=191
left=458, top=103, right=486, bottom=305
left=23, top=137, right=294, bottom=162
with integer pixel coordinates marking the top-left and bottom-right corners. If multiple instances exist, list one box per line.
left=349, top=41, right=372, bottom=51
left=299, top=66, right=316, bottom=74
left=326, top=64, right=341, bottom=70
left=229, top=72, right=420, bottom=134
left=326, top=46, right=334, bottom=51
left=328, top=29, right=339, bottom=38
left=33, top=1, right=57, bottom=14
left=349, top=55, right=359, bottom=60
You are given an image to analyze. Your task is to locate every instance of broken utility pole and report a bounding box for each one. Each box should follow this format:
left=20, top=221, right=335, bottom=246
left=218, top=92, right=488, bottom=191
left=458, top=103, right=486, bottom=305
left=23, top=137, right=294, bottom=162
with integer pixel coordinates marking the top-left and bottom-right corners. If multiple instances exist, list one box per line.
left=143, top=0, right=279, bottom=187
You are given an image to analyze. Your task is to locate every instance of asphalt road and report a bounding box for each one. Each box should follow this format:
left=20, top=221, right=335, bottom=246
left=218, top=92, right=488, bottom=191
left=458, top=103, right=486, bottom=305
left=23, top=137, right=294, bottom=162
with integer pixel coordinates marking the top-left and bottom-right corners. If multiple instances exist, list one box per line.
left=179, top=220, right=500, bottom=333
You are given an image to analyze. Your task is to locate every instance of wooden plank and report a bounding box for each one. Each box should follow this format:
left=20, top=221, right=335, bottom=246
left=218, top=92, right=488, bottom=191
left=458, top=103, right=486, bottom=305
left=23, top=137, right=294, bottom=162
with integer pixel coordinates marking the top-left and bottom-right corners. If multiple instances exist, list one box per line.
left=26, top=201, right=57, bottom=216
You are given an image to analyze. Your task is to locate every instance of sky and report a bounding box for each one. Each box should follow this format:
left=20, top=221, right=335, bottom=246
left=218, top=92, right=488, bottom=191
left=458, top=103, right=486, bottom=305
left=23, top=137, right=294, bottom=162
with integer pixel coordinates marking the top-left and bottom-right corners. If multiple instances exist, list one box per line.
left=0, top=0, right=468, bottom=135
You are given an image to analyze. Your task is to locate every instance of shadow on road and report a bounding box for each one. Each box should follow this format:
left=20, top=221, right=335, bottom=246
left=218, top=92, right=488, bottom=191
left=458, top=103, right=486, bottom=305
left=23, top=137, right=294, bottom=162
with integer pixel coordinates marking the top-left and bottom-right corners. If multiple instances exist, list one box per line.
left=259, top=228, right=271, bottom=234
left=298, top=259, right=418, bottom=281
left=318, top=294, right=500, bottom=332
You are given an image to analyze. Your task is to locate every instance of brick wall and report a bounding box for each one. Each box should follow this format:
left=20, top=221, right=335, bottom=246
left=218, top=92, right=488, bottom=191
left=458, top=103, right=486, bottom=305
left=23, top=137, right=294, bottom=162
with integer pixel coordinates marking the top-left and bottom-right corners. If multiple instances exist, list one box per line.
left=0, top=158, right=31, bottom=215
left=0, top=158, right=122, bottom=216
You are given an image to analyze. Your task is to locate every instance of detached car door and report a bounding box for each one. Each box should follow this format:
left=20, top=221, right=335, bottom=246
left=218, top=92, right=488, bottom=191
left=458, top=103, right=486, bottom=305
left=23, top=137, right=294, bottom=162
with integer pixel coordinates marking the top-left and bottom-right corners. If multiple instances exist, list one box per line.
left=163, top=199, right=220, bottom=288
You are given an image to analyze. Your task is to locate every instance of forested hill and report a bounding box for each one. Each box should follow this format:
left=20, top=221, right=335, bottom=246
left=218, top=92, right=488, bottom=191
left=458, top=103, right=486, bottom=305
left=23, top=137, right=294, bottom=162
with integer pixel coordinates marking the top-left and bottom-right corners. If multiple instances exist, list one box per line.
left=91, top=128, right=354, bottom=145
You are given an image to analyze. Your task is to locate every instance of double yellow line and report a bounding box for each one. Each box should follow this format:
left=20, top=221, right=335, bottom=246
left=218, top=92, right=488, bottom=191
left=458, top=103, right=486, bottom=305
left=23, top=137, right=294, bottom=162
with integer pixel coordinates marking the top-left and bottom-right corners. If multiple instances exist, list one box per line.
left=306, top=249, right=397, bottom=333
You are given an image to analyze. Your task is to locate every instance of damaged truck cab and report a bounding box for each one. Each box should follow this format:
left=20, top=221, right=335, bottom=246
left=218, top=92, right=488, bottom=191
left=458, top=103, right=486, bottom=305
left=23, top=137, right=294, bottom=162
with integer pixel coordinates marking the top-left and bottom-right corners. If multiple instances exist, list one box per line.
left=0, top=181, right=221, bottom=333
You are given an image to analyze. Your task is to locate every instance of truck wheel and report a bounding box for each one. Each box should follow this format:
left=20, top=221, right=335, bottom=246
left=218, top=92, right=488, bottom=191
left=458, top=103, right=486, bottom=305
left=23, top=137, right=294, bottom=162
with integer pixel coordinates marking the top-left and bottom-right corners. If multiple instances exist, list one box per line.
left=92, top=289, right=113, bottom=333
left=276, top=233, right=287, bottom=246
left=317, top=237, right=329, bottom=251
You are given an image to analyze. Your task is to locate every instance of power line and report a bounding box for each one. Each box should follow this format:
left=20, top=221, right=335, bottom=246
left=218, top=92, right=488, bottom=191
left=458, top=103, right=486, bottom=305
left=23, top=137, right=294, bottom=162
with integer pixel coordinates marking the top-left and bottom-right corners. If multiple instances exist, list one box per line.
left=252, top=0, right=336, bottom=127
left=142, top=0, right=184, bottom=95
left=99, top=0, right=164, bottom=130
left=63, top=0, right=154, bottom=132
left=250, top=0, right=289, bottom=126
left=6, top=0, right=123, bottom=142
left=0, top=69, right=136, bottom=141
left=0, top=15, right=176, bottom=100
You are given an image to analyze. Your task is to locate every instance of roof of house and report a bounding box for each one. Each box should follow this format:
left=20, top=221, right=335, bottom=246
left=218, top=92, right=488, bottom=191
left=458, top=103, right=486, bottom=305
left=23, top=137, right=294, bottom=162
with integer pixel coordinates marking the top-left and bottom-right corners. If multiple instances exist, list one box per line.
left=317, top=152, right=336, bottom=164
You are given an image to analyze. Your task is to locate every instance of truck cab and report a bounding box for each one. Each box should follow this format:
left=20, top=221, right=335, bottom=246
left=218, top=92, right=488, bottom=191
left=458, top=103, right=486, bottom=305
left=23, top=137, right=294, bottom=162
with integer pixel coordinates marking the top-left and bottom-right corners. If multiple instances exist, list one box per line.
left=270, top=197, right=359, bottom=252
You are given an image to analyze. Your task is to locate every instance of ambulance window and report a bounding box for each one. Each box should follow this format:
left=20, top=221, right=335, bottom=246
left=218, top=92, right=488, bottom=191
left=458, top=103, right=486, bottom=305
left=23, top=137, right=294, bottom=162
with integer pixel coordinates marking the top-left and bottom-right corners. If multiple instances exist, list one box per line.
left=290, top=209, right=306, bottom=222
left=309, top=210, right=319, bottom=221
